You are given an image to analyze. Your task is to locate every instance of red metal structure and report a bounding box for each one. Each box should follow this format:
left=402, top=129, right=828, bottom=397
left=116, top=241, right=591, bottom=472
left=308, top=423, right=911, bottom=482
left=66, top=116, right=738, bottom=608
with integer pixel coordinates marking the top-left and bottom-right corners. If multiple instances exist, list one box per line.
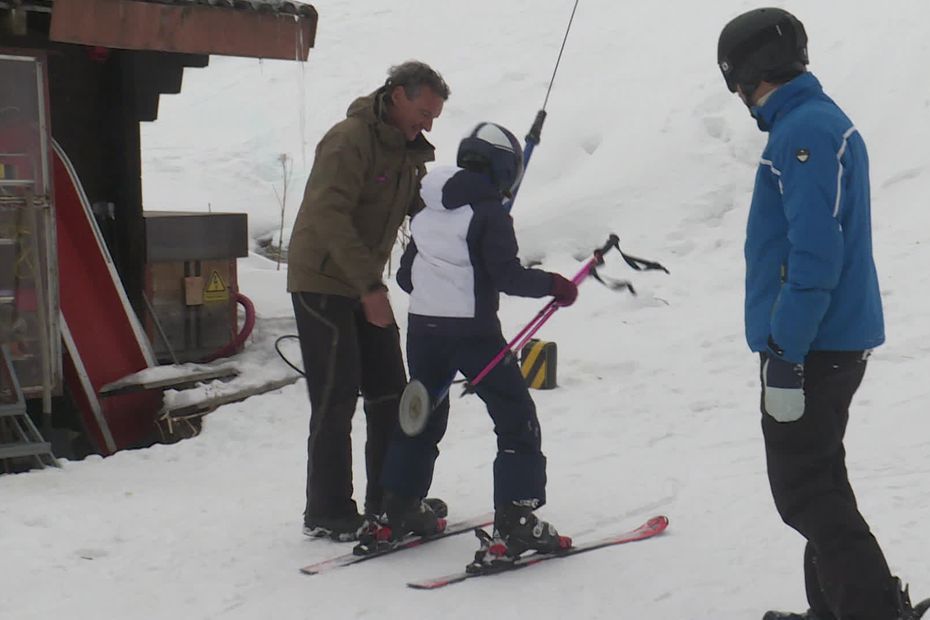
left=54, top=140, right=162, bottom=453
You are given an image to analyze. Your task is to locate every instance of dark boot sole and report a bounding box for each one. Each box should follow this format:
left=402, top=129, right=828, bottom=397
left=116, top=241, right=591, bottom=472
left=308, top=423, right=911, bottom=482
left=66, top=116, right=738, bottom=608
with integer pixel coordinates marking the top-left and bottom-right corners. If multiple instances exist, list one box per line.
left=303, top=525, right=362, bottom=542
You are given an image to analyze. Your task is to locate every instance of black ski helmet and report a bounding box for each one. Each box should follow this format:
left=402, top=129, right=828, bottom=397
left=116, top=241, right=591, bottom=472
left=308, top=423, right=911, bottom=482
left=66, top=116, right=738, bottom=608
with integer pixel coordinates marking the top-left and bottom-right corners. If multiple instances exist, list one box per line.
left=718, top=8, right=808, bottom=98
left=457, top=122, right=524, bottom=197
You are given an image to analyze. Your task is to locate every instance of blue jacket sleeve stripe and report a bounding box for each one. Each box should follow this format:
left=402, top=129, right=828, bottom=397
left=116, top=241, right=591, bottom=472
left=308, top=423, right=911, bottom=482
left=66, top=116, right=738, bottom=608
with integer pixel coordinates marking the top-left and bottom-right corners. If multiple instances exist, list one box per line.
left=760, top=158, right=784, bottom=194
left=833, top=126, right=857, bottom=218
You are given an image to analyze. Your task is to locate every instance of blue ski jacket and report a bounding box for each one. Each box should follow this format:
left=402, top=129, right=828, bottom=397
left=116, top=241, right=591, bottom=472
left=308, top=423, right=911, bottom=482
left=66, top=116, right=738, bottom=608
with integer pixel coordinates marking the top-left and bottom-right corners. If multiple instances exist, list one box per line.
left=397, top=165, right=553, bottom=335
left=744, top=72, right=884, bottom=363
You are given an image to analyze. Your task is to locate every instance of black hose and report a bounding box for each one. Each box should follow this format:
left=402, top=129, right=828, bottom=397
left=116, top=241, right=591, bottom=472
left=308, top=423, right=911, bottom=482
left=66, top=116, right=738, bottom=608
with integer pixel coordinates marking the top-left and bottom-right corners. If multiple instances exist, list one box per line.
left=274, top=334, right=305, bottom=377
left=275, top=334, right=469, bottom=385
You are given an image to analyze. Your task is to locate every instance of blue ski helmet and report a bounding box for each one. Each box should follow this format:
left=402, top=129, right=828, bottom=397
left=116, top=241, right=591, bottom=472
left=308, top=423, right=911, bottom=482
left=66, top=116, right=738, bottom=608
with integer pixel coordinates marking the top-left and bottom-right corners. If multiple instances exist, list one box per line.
left=457, top=122, right=524, bottom=197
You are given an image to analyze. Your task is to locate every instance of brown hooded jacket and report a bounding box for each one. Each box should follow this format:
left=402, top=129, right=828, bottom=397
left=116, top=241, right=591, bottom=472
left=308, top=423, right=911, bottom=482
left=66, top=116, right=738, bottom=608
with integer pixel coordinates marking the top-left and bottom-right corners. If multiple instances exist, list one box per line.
left=286, top=89, right=435, bottom=297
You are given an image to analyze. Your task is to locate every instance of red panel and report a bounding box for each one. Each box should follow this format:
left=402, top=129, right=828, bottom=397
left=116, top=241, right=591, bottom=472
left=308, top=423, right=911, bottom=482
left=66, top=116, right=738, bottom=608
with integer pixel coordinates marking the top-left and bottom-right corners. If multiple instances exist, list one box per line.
left=54, top=144, right=162, bottom=453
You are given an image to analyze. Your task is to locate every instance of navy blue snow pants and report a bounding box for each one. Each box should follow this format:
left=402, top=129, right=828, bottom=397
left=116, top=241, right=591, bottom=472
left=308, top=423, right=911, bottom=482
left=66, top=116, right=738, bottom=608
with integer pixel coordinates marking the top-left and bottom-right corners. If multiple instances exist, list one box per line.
left=381, top=327, right=547, bottom=508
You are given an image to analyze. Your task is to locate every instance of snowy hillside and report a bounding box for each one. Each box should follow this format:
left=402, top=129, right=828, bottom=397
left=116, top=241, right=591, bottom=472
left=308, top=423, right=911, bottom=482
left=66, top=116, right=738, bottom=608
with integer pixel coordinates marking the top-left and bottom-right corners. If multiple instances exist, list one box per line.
left=3, top=1, right=930, bottom=619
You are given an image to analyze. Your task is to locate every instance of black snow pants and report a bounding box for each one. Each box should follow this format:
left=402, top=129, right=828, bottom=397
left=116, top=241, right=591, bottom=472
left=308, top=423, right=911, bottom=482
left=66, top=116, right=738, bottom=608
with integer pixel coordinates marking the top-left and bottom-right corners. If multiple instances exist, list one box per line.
left=292, top=292, right=406, bottom=521
left=760, top=350, right=897, bottom=620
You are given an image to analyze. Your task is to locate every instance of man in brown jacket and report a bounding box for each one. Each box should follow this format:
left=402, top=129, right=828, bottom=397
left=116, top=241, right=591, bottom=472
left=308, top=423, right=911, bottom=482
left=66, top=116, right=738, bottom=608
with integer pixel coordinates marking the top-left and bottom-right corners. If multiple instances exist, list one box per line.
left=288, top=61, right=449, bottom=541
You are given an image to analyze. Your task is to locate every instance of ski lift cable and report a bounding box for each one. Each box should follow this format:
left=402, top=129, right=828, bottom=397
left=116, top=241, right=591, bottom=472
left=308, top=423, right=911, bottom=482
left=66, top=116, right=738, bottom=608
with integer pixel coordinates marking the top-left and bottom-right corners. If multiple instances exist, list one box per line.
left=506, top=0, right=581, bottom=212
left=543, top=0, right=581, bottom=112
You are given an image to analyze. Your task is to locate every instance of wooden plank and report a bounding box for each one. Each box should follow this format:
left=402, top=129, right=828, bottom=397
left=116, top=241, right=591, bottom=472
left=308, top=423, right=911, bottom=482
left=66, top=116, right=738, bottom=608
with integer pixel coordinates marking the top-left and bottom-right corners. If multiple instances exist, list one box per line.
left=49, top=0, right=316, bottom=61
left=165, top=375, right=299, bottom=418
left=100, top=365, right=239, bottom=395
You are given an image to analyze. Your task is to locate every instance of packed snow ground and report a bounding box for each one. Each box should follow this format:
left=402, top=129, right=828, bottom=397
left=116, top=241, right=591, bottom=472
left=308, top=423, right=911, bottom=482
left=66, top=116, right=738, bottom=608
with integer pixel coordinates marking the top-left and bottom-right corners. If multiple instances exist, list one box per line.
left=3, top=1, right=930, bottom=618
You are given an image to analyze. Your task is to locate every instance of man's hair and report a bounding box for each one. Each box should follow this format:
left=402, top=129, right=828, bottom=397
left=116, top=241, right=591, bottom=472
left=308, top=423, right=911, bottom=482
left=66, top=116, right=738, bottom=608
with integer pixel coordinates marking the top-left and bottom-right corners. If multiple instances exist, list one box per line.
left=385, top=61, right=450, bottom=101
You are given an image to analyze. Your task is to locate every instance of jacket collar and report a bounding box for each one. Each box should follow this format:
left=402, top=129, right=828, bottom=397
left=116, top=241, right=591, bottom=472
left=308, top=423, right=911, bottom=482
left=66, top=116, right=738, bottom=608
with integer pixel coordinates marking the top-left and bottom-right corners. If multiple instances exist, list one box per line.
left=440, top=168, right=501, bottom=210
left=752, top=72, right=823, bottom=132
left=346, top=88, right=435, bottom=163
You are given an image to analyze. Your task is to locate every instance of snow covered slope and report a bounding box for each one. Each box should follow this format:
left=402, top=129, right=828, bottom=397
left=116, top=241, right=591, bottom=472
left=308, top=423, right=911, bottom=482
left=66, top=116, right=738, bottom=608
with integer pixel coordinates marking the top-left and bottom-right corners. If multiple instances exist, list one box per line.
left=2, top=1, right=929, bottom=618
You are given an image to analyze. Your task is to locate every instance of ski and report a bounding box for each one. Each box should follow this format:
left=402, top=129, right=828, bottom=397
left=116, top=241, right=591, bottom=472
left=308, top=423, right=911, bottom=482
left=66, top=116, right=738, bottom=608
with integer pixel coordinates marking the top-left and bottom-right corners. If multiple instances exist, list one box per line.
left=407, top=514, right=669, bottom=590
left=299, top=512, right=494, bottom=575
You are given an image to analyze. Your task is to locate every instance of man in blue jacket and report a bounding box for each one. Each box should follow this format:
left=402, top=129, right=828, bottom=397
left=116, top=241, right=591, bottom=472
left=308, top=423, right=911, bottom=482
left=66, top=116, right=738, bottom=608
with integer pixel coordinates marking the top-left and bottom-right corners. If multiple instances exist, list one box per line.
left=378, top=122, right=577, bottom=557
left=718, top=8, right=927, bottom=620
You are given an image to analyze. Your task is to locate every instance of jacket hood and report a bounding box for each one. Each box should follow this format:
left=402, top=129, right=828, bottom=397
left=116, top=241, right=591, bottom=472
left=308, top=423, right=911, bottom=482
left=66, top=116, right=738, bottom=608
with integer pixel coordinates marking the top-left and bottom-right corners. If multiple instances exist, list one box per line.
left=421, top=165, right=502, bottom=212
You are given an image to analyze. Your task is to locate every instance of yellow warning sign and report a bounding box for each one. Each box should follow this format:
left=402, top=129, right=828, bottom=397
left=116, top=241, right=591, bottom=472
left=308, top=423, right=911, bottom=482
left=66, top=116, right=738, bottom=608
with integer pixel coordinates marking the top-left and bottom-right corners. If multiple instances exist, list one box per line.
left=203, top=270, right=229, bottom=303
left=0, top=164, right=6, bottom=179
left=520, top=339, right=558, bottom=390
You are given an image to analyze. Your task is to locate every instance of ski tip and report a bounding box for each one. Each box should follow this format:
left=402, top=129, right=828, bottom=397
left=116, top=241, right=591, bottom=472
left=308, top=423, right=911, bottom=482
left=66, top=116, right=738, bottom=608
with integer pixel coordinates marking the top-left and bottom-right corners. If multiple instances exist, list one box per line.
left=644, top=515, right=670, bottom=534
left=407, top=582, right=434, bottom=590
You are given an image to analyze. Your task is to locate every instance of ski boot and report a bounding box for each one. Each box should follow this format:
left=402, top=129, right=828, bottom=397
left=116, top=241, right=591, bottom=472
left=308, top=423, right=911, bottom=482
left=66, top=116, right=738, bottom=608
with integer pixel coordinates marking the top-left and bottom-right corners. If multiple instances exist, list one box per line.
left=363, top=497, right=447, bottom=528
left=763, top=578, right=930, bottom=620
left=354, top=493, right=447, bottom=555
left=464, top=506, right=571, bottom=574
left=302, top=512, right=367, bottom=542
left=465, top=528, right=516, bottom=574
left=893, top=577, right=930, bottom=620
left=423, top=497, right=448, bottom=519
left=492, top=503, right=572, bottom=557
left=384, top=493, right=447, bottom=537
left=914, top=600, right=930, bottom=620
left=762, top=612, right=823, bottom=620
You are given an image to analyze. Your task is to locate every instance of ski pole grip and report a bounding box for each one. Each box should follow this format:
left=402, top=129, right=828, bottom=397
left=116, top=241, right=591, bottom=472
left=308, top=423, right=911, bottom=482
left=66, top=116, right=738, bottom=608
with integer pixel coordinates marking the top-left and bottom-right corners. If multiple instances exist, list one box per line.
left=593, top=234, right=621, bottom=263
left=526, top=109, right=547, bottom=144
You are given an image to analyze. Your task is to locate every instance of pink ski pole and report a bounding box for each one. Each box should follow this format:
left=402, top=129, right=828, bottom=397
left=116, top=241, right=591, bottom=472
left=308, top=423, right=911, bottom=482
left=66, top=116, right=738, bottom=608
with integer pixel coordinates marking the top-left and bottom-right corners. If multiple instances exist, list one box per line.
left=463, top=234, right=620, bottom=392
left=398, top=234, right=667, bottom=436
